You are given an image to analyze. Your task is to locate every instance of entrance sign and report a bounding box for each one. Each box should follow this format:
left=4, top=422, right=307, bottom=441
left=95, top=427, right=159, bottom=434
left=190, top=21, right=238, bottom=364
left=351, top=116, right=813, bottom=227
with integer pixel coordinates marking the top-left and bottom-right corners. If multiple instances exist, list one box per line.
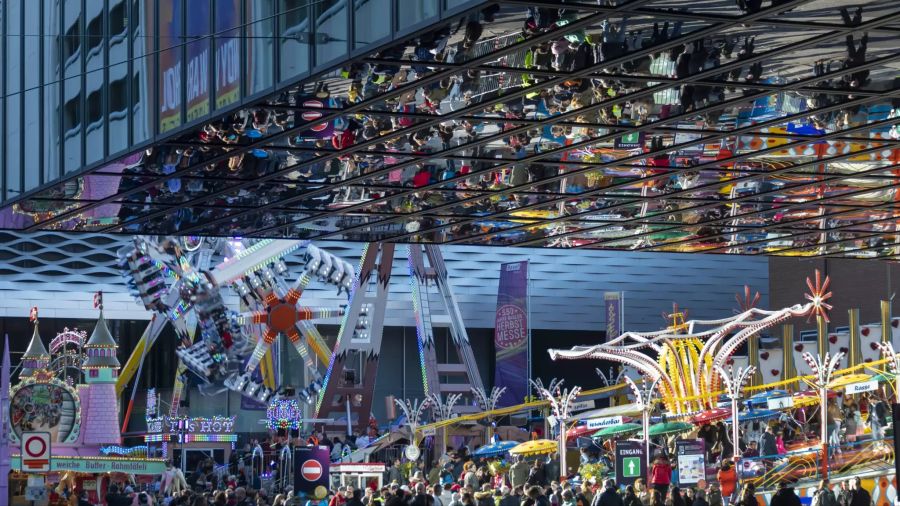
left=675, top=440, right=706, bottom=486
left=586, top=416, right=624, bottom=430
left=614, top=440, right=645, bottom=486
left=22, top=432, right=51, bottom=472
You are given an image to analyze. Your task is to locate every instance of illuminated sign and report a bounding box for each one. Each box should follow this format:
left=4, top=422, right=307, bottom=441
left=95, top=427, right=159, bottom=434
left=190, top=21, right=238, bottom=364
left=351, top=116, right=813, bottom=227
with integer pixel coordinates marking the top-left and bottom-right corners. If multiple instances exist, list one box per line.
left=146, top=415, right=235, bottom=434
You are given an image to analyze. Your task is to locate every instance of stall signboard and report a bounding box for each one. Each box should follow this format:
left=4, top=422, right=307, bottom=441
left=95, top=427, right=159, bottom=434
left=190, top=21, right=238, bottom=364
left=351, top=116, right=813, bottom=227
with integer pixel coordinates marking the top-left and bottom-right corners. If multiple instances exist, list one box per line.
left=11, top=455, right=166, bottom=475
left=332, top=463, right=386, bottom=474
left=294, top=446, right=330, bottom=495
left=767, top=397, right=794, bottom=410
left=586, top=416, right=623, bottom=430
left=675, top=440, right=706, bottom=486
left=846, top=380, right=878, bottom=394
left=614, top=440, right=645, bottom=486
left=570, top=400, right=596, bottom=413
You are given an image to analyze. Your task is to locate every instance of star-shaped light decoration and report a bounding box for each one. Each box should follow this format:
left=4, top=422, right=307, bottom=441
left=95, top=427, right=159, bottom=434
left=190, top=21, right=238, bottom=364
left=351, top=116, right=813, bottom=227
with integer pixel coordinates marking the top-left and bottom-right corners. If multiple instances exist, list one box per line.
left=804, top=269, right=833, bottom=322
left=735, top=285, right=761, bottom=314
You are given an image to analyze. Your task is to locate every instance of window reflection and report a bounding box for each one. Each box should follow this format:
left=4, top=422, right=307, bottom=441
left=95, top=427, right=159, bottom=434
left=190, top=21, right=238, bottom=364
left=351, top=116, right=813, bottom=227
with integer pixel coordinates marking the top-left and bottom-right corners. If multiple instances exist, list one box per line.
left=246, top=0, right=274, bottom=95
left=215, top=0, right=242, bottom=109
left=5, top=97, right=22, bottom=199
left=85, top=69, right=105, bottom=164
left=354, top=0, right=390, bottom=48
left=186, top=0, right=211, bottom=121
left=24, top=90, right=40, bottom=191
left=279, top=0, right=310, bottom=81
left=109, top=63, right=129, bottom=155
left=397, top=0, right=438, bottom=30
left=159, top=0, right=184, bottom=133
left=314, top=0, right=348, bottom=67
left=132, top=0, right=154, bottom=142
left=63, top=76, right=82, bottom=173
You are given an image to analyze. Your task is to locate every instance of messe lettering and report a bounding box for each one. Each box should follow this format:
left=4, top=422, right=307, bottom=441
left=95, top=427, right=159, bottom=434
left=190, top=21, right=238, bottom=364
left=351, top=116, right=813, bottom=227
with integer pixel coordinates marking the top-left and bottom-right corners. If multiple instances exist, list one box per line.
left=495, top=305, right=526, bottom=348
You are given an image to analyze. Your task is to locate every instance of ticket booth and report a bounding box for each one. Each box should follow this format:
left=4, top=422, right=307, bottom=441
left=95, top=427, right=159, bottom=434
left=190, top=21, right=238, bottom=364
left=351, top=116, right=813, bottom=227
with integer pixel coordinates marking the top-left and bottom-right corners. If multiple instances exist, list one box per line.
left=329, top=463, right=385, bottom=491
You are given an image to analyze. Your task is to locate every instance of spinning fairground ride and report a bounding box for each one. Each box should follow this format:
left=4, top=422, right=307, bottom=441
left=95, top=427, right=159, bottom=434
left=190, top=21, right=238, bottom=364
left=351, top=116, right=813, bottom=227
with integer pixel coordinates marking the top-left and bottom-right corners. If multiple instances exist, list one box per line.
left=116, top=238, right=485, bottom=436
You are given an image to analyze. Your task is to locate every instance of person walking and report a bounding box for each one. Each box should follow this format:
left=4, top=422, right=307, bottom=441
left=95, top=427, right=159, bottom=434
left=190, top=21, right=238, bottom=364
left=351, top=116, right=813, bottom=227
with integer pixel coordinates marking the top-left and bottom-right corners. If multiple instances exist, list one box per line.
left=716, top=460, right=737, bottom=506
left=649, top=455, right=673, bottom=497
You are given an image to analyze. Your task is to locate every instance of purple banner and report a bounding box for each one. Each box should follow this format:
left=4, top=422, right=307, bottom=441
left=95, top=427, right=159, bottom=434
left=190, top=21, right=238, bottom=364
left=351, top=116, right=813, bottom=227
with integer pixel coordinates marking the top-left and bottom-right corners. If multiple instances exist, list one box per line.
left=604, top=292, right=623, bottom=341
left=494, top=261, right=529, bottom=407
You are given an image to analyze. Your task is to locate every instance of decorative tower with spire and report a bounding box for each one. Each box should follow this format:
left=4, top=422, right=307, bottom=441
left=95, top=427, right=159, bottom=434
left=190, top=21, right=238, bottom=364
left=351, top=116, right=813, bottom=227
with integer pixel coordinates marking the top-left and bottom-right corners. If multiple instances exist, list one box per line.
left=20, top=307, right=50, bottom=378
left=81, top=292, right=122, bottom=445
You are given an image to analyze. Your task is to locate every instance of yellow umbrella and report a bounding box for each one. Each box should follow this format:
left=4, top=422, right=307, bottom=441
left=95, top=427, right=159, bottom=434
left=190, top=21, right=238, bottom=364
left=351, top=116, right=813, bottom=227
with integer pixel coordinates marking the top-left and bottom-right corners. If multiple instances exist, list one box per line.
left=509, top=439, right=558, bottom=457
left=827, top=373, right=873, bottom=390
left=791, top=395, right=819, bottom=408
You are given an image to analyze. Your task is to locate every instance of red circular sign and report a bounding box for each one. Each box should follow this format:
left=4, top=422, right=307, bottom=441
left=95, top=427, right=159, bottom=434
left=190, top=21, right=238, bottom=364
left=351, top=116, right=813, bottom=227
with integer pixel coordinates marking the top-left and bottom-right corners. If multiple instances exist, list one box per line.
left=301, top=459, right=323, bottom=481
left=301, top=100, right=328, bottom=132
left=25, top=435, right=47, bottom=458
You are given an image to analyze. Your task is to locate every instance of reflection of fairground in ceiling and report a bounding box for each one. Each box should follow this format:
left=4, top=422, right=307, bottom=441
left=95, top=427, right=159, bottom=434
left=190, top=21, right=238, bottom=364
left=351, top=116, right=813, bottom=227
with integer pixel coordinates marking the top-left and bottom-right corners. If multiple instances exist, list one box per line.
left=3, top=0, right=900, bottom=258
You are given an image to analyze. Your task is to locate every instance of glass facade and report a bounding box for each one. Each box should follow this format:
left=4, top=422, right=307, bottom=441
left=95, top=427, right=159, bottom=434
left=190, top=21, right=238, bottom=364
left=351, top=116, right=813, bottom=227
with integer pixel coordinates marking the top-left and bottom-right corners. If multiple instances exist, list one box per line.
left=1, top=0, right=487, bottom=202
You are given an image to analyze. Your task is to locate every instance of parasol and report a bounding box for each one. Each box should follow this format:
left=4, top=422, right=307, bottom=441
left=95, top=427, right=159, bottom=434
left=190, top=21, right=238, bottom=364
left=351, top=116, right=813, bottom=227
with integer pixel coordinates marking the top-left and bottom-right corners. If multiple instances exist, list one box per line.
left=509, top=439, right=559, bottom=457
left=592, top=423, right=643, bottom=439
left=827, top=373, right=873, bottom=390
left=567, top=425, right=598, bottom=440
left=691, top=408, right=731, bottom=424
left=473, top=440, right=519, bottom=458
left=726, top=409, right=778, bottom=423
left=648, top=421, right=693, bottom=437
left=747, top=390, right=790, bottom=406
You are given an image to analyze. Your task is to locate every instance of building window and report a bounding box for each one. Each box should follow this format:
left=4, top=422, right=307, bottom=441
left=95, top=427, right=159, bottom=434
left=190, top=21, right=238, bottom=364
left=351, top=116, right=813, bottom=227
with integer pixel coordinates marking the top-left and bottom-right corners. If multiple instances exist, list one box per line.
left=90, top=369, right=99, bottom=378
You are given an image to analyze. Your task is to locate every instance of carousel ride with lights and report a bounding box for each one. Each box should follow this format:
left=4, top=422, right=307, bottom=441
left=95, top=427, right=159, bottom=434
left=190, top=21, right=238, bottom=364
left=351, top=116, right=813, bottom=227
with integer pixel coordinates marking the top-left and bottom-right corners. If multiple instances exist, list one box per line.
left=549, top=271, right=899, bottom=489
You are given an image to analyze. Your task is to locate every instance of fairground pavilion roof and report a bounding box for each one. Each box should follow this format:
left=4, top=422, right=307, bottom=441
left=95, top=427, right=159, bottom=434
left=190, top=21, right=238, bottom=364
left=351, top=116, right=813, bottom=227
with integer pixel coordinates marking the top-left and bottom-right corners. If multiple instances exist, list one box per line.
left=2, top=0, right=900, bottom=258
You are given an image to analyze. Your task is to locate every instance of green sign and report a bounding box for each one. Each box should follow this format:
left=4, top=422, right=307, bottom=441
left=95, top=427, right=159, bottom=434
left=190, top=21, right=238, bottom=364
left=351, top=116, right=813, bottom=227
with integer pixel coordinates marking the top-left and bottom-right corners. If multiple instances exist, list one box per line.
left=11, top=456, right=166, bottom=475
left=622, top=457, right=641, bottom=478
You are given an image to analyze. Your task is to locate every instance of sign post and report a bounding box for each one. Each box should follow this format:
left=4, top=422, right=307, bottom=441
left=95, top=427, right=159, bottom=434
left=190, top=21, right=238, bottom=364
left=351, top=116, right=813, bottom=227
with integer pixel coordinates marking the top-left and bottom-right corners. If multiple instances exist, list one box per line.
left=615, top=440, right=646, bottom=486
left=675, top=440, right=706, bottom=486
left=21, top=432, right=51, bottom=473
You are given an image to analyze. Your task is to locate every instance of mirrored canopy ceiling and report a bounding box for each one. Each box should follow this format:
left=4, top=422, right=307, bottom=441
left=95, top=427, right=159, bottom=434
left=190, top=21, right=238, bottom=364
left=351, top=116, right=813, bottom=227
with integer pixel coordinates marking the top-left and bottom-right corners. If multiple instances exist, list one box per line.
left=3, top=0, right=900, bottom=259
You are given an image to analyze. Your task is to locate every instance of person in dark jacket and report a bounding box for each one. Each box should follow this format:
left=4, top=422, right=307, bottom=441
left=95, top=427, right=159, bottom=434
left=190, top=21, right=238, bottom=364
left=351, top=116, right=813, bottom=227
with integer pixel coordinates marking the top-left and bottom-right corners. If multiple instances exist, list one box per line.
left=759, top=426, right=778, bottom=458
left=849, top=477, right=871, bottom=506
left=770, top=482, right=801, bottom=506
left=527, top=460, right=546, bottom=487
left=592, top=480, right=624, bottom=506
left=347, top=488, right=367, bottom=506
left=692, top=489, right=709, bottom=506
left=623, top=486, right=642, bottom=506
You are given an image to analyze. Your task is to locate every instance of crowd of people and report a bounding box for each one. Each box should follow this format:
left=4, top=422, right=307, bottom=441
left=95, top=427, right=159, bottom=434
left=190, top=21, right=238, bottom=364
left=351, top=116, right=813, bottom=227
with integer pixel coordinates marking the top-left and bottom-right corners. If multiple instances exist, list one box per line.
left=98, top=1, right=897, bottom=247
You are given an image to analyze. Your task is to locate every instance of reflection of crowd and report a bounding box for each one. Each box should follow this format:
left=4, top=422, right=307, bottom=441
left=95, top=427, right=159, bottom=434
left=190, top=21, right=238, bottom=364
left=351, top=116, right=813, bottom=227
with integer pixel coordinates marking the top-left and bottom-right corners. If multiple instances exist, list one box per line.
left=11, top=385, right=65, bottom=438
left=102, top=3, right=896, bottom=246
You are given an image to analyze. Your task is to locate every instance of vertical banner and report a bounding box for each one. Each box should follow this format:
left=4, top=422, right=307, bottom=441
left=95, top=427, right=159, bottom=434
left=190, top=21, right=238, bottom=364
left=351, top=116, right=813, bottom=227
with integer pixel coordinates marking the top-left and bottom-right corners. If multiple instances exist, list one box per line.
left=604, top=292, right=624, bottom=341
left=494, top=261, right=529, bottom=406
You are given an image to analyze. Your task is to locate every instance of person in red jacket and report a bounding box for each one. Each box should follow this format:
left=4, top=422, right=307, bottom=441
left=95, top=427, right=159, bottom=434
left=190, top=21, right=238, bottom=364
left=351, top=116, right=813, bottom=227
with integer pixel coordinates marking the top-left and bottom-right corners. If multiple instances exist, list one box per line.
left=716, top=459, right=738, bottom=506
left=649, top=454, right=672, bottom=497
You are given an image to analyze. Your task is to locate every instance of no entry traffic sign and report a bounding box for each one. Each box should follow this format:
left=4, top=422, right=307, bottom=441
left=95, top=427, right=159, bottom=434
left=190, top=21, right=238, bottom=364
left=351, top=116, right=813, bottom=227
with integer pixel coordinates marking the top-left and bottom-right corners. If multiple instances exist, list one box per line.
left=301, top=459, right=324, bottom=481
left=294, top=446, right=330, bottom=495
left=22, top=432, right=51, bottom=472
